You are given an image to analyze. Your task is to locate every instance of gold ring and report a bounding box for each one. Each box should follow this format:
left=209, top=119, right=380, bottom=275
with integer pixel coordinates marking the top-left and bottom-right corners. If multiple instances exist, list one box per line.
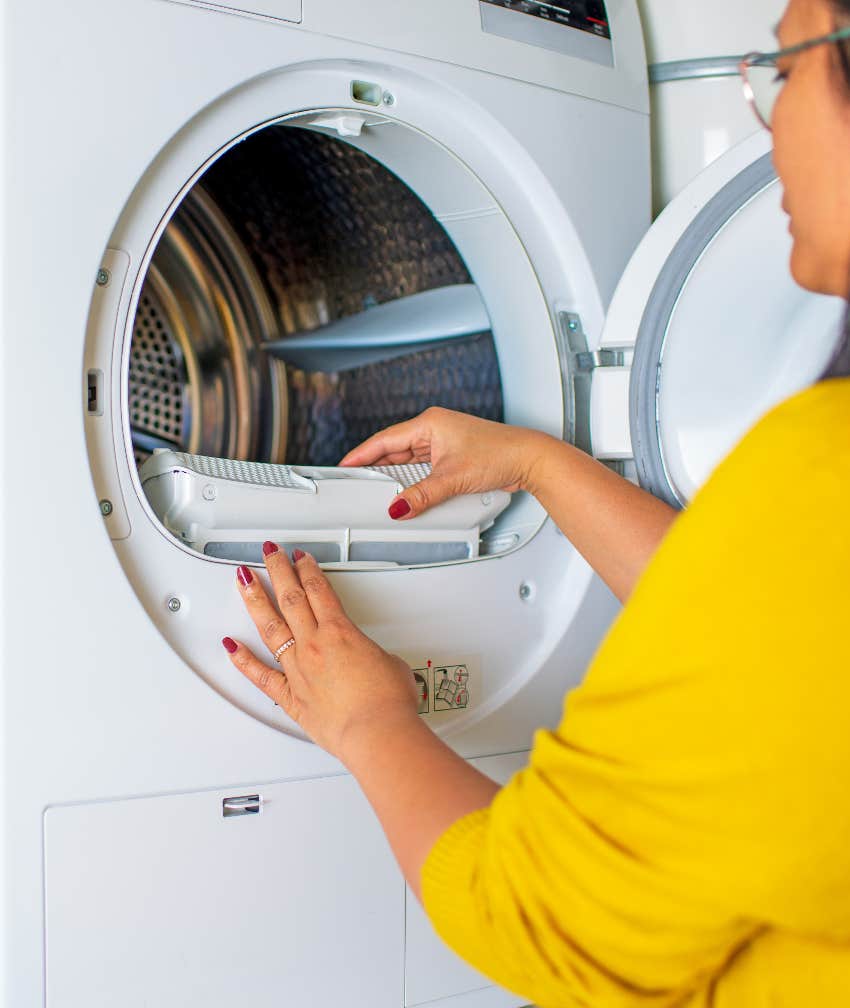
left=273, top=637, right=296, bottom=662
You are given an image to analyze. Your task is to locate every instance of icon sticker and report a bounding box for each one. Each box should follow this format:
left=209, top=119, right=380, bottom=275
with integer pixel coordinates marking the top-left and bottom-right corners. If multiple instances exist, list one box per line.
left=434, top=666, right=470, bottom=711
left=407, top=659, right=477, bottom=717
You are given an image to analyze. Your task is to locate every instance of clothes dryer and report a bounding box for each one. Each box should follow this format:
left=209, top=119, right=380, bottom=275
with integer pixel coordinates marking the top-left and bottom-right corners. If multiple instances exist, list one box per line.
left=0, top=2, right=650, bottom=1006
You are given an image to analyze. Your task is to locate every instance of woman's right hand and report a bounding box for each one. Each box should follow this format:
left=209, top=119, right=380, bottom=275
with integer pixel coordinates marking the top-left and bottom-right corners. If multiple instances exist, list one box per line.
left=339, top=407, right=549, bottom=519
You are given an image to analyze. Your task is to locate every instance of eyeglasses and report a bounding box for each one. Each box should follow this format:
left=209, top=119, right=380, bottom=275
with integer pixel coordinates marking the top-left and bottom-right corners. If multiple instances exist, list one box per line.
left=740, top=24, right=850, bottom=130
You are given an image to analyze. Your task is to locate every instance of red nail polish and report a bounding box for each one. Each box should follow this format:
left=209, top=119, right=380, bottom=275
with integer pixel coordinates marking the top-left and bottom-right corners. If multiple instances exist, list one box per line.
left=389, top=498, right=411, bottom=520
left=291, top=549, right=305, bottom=562
left=262, top=541, right=279, bottom=557
left=222, top=637, right=238, bottom=654
left=237, top=565, right=253, bottom=587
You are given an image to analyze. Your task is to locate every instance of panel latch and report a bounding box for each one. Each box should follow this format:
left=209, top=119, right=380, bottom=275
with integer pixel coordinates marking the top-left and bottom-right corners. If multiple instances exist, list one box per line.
left=222, top=795, right=262, bottom=818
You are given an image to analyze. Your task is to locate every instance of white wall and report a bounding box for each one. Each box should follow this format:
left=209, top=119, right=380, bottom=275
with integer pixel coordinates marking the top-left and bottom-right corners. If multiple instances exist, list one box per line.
left=637, top=0, right=787, bottom=212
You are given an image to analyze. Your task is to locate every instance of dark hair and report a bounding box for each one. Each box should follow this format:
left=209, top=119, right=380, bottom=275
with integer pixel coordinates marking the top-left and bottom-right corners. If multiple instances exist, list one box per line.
left=821, top=1, right=850, bottom=377
left=823, top=326, right=850, bottom=377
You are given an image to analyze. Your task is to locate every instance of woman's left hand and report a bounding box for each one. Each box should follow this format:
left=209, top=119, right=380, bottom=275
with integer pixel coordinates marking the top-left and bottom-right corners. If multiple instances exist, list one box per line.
left=221, top=543, right=420, bottom=762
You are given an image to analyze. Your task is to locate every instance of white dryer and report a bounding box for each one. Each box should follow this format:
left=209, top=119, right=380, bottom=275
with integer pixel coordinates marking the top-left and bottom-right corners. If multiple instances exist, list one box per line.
left=1, top=2, right=651, bottom=1007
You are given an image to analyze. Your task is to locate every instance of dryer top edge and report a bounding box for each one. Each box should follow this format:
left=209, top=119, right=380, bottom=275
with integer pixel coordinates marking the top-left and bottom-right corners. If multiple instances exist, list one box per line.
left=164, top=0, right=650, bottom=115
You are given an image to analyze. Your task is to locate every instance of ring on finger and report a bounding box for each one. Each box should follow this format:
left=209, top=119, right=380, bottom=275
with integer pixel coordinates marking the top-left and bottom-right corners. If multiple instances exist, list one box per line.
left=272, top=637, right=296, bottom=662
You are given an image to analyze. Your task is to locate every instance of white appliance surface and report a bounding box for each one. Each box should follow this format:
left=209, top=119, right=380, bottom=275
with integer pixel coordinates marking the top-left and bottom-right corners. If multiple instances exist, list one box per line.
left=638, top=0, right=781, bottom=63
left=44, top=751, right=530, bottom=1008
left=637, top=0, right=787, bottom=211
left=45, top=775, right=405, bottom=1007
left=2, top=1, right=649, bottom=1005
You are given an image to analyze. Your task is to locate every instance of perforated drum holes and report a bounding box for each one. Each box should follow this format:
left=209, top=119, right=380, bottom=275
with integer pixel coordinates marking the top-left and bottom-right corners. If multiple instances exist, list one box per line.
left=129, top=290, right=185, bottom=451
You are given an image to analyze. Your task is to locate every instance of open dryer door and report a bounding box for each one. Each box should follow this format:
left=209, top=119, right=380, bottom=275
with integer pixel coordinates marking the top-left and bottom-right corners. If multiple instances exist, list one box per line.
left=589, top=131, right=846, bottom=507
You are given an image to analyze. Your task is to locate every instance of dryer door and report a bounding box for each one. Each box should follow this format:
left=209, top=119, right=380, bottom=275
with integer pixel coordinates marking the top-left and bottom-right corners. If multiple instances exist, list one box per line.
left=589, top=131, right=846, bottom=507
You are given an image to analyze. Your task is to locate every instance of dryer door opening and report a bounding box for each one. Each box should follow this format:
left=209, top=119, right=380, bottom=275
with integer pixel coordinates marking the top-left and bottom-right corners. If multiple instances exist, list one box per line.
left=84, top=90, right=576, bottom=737
left=125, top=120, right=540, bottom=569
left=129, top=124, right=504, bottom=471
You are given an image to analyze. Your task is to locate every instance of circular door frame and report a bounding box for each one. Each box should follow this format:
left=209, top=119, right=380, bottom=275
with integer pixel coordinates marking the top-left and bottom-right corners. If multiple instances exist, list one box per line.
left=85, top=58, right=614, bottom=738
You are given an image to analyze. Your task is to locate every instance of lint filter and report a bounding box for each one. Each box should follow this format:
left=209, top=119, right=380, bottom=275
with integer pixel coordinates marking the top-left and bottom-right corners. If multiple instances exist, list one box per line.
left=140, top=451, right=511, bottom=567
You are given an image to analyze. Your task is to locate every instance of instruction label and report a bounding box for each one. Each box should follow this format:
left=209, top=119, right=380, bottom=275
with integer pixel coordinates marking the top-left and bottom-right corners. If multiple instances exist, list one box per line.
left=407, top=657, right=480, bottom=719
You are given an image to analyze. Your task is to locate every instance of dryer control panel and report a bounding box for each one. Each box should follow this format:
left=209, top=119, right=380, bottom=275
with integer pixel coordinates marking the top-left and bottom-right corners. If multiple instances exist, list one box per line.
left=481, top=0, right=610, bottom=40
left=480, top=0, right=613, bottom=66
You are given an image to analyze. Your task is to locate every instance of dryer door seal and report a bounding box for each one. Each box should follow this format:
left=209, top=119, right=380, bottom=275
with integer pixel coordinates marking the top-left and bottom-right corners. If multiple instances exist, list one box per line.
left=596, top=142, right=845, bottom=508
left=630, top=154, right=778, bottom=506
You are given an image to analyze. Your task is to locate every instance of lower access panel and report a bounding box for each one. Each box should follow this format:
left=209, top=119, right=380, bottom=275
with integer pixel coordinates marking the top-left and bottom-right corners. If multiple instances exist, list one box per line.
left=44, top=775, right=403, bottom=1007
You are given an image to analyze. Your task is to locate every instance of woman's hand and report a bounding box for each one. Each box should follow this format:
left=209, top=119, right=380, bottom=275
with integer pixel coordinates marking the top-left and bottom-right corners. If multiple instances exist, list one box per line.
left=339, top=406, right=550, bottom=519
left=222, top=543, right=500, bottom=899
left=343, top=406, right=678, bottom=602
left=222, top=544, right=419, bottom=763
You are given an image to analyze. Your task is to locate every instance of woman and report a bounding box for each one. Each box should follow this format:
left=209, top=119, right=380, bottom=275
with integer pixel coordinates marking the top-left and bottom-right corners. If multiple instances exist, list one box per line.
left=221, top=0, right=850, bottom=1002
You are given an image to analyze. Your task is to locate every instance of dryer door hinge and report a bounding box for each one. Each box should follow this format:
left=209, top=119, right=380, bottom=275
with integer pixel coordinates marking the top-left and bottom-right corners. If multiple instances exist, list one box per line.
left=573, top=347, right=628, bottom=371
left=555, top=311, right=631, bottom=455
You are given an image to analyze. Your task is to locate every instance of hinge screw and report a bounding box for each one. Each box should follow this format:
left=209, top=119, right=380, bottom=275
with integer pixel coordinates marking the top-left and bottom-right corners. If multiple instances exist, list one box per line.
left=99, top=499, right=113, bottom=517
left=96, top=268, right=110, bottom=287
left=167, top=597, right=182, bottom=613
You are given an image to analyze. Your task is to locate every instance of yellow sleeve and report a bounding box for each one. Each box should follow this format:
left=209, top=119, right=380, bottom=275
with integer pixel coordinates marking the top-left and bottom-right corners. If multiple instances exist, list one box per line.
left=423, top=737, right=754, bottom=1008
left=422, top=380, right=850, bottom=1008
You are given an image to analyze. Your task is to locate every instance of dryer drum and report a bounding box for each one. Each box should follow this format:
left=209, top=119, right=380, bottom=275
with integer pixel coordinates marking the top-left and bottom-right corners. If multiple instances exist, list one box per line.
left=128, top=125, right=504, bottom=472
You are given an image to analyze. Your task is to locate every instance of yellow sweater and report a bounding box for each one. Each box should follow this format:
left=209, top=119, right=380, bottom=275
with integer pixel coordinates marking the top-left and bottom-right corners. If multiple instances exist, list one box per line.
left=422, top=379, right=850, bottom=1008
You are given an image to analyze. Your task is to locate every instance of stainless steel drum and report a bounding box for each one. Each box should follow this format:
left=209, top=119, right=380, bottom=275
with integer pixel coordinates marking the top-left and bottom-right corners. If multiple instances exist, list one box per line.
left=129, top=124, right=503, bottom=471
left=129, top=185, right=287, bottom=468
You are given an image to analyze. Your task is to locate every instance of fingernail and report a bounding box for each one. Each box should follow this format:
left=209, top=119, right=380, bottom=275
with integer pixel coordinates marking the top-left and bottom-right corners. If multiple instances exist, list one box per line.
left=389, top=498, right=411, bottom=520
left=291, top=549, right=306, bottom=562
left=262, top=541, right=279, bottom=557
left=237, top=565, right=253, bottom=587
left=222, top=637, right=238, bottom=654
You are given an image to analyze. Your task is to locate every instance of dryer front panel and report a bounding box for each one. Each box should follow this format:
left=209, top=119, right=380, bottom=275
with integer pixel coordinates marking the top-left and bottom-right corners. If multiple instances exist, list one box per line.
left=84, top=61, right=616, bottom=742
